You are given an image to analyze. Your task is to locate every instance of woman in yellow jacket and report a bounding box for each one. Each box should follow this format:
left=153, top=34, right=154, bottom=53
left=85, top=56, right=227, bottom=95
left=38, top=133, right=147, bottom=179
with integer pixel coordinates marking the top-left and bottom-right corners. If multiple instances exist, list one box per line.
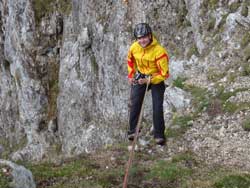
left=127, top=23, right=169, bottom=145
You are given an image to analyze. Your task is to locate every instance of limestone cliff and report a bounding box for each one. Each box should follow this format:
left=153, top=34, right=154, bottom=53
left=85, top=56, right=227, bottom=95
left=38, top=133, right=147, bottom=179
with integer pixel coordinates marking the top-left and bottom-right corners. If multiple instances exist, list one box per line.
left=0, top=0, right=250, bottom=169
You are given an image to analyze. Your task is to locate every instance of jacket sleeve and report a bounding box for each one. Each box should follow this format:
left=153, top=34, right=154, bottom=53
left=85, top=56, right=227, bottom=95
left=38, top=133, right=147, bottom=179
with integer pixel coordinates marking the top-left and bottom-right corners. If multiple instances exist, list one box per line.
left=127, top=49, right=136, bottom=78
left=151, top=51, right=169, bottom=84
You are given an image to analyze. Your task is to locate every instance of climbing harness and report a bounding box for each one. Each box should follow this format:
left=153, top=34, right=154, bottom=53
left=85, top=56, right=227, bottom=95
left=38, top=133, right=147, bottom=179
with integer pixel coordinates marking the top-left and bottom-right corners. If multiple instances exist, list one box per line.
left=122, top=77, right=151, bottom=188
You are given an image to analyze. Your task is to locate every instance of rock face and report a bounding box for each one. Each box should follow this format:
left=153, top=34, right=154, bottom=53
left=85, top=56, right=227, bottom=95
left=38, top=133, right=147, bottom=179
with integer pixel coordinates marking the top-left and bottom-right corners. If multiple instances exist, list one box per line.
left=0, top=0, right=250, bottom=169
left=0, top=159, right=36, bottom=188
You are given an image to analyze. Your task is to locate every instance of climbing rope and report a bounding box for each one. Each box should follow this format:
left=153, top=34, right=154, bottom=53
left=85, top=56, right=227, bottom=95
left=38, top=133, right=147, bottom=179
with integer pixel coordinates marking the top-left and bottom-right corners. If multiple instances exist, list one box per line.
left=122, top=77, right=150, bottom=188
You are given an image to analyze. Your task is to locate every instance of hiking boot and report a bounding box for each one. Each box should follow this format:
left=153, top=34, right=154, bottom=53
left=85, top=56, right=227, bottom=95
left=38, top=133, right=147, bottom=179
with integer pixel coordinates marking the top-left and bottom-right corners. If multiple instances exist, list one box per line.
left=155, top=138, right=165, bottom=145
left=128, top=133, right=135, bottom=141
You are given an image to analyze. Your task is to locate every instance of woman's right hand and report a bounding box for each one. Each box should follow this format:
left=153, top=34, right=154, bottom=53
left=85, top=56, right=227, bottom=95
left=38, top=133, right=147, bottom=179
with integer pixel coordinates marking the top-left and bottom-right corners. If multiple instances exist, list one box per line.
left=128, top=78, right=134, bottom=85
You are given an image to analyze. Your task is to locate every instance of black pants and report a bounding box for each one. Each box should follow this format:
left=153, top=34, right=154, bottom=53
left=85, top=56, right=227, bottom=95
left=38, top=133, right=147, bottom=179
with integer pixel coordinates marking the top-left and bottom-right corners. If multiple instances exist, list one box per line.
left=128, top=81, right=166, bottom=139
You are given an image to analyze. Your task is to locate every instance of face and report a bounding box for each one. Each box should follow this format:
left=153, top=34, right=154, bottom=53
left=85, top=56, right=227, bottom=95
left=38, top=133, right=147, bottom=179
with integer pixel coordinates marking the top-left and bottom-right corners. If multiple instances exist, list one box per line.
left=137, top=34, right=152, bottom=48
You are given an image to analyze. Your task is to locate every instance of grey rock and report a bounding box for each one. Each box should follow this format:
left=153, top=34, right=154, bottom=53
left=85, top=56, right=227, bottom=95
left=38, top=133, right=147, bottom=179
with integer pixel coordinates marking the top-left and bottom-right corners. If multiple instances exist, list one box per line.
left=0, top=159, right=36, bottom=188
left=0, top=145, right=3, bottom=157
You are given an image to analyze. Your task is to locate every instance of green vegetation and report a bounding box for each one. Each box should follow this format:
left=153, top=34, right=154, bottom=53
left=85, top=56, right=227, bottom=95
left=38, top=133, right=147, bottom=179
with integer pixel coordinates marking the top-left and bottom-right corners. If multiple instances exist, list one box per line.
left=23, top=156, right=123, bottom=188
left=201, top=0, right=219, bottom=13
left=189, top=85, right=250, bottom=114
left=241, top=1, right=249, bottom=17
left=242, top=118, right=250, bottom=131
left=209, top=0, right=219, bottom=10
left=14, top=68, right=22, bottom=88
left=58, top=0, right=72, bottom=15
left=223, top=102, right=250, bottom=113
left=171, top=151, right=196, bottom=163
left=166, top=115, right=193, bottom=138
left=216, top=13, right=229, bottom=33
left=0, top=165, right=11, bottom=188
left=33, top=0, right=54, bottom=24
left=47, top=61, right=60, bottom=121
left=207, top=16, right=216, bottom=31
left=243, top=45, right=250, bottom=61
left=0, top=136, right=27, bottom=159
left=214, top=174, right=250, bottom=188
left=176, top=2, right=189, bottom=28
left=12, top=148, right=250, bottom=188
left=90, top=55, right=99, bottom=76
left=229, top=2, right=241, bottom=13
left=169, top=75, right=250, bottom=134
left=207, top=68, right=226, bottom=82
left=148, top=160, right=192, bottom=186
left=216, top=87, right=250, bottom=113
left=186, top=85, right=210, bottom=115
left=241, top=61, right=250, bottom=76
left=240, top=32, right=250, bottom=48
left=173, top=77, right=186, bottom=89
left=187, top=44, right=199, bottom=59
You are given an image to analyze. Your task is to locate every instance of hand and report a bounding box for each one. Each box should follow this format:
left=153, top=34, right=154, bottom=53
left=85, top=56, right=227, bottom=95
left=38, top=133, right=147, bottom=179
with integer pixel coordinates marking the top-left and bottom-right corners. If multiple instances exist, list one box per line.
left=138, top=78, right=150, bottom=85
left=128, top=78, right=135, bottom=85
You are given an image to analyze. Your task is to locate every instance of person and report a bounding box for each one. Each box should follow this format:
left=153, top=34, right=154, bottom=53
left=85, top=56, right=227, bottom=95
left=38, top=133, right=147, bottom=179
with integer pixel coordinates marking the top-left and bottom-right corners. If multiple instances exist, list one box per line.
left=126, top=23, right=169, bottom=145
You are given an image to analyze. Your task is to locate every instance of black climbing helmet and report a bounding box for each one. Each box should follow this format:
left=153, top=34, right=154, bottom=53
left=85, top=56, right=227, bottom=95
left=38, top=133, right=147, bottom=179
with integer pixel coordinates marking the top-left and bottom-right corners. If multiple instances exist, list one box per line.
left=134, top=23, right=152, bottom=39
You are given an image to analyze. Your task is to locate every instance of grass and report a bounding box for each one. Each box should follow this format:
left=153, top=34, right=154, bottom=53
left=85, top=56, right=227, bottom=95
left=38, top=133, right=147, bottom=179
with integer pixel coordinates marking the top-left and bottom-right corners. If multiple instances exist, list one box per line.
left=0, top=165, right=11, bottom=188
left=223, top=102, right=250, bottom=113
left=216, top=87, right=250, bottom=113
left=147, top=160, right=192, bottom=187
left=187, top=85, right=250, bottom=115
left=3, top=144, right=249, bottom=188
left=242, top=118, right=250, bottom=131
left=166, top=115, right=193, bottom=138
left=173, top=77, right=186, bottom=89
left=18, top=147, right=128, bottom=188
left=214, top=174, right=250, bottom=188
left=22, top=156, right=115, bottom=188
left=171, top=151, right=196, bottom=163
left=146, top=152, right=250, bottom=188
left=185, top=85, right=211, bottom=116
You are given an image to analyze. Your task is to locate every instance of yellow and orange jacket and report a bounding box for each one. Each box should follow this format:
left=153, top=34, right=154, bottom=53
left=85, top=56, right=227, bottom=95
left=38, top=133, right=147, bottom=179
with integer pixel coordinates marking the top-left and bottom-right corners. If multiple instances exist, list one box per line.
left=127, top=37, right=169, bottom=84
left=127, top=36, right=169, bottom=84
